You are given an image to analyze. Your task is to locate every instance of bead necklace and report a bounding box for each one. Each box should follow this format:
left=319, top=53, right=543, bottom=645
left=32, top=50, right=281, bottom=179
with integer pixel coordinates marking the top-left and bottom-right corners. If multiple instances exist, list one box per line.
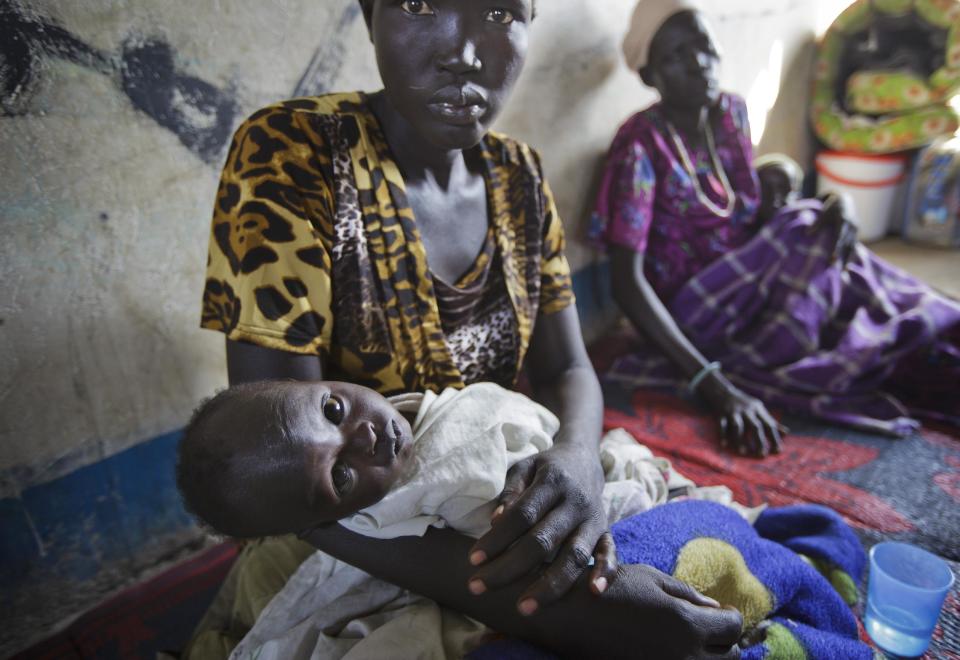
left=666, top=118, right=736, bottom=218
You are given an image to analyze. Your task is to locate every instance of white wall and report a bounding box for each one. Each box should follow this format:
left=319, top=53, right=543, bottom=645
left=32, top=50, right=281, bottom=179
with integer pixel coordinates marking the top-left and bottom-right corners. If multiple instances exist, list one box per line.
left=0, top=0, right=841, bottom=493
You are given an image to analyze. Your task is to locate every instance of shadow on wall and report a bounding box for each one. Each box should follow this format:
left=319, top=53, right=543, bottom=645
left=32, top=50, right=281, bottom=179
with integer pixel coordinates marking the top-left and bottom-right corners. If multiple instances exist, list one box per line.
left=0, top=0, right=362, bottom=164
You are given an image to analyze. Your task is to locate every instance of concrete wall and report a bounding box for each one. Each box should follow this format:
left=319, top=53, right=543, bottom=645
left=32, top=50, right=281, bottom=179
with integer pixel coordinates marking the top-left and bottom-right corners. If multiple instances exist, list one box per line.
left=0, top=0, right=843, bottom=652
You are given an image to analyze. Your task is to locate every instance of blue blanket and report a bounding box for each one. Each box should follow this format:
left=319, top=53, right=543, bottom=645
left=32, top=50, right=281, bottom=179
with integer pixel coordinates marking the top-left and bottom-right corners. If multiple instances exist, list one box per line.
left=469, top=501, right=877, bottom=659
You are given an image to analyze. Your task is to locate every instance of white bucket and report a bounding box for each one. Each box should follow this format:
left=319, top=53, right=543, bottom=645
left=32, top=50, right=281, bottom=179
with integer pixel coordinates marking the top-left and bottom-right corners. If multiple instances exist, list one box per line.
left=815, top=151, right=908, bottom=242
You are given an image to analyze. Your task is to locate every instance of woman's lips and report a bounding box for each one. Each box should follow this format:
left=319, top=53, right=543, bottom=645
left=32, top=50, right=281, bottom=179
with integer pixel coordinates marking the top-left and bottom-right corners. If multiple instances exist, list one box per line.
left=427, top=85, right=487, bottom=126
left=427, top=101, right=485, bottom=125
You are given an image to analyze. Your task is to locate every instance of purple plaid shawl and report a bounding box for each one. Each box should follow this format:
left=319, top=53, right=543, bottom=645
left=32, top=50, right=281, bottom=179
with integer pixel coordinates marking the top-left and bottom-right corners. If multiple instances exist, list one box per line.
left=605, top=199, right=960, bottom=435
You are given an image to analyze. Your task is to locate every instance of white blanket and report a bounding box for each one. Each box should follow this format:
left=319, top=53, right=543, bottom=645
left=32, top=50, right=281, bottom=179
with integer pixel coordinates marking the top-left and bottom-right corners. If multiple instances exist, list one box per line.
left=341, top=384, right=674, bottom=538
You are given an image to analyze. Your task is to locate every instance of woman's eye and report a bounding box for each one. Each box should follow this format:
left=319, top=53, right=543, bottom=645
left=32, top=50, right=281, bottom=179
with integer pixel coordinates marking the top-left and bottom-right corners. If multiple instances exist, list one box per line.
left=400, top=0, right=435, bottom=15
left=485, top=8, right=515, bottom=24
left=331, top=461, right=354, bottom=497
left=323, top=396, right=344, bottom=424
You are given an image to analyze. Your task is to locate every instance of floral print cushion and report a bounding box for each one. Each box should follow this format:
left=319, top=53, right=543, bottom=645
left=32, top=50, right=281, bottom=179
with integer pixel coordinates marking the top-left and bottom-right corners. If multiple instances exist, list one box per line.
left=847, top=70, right=934, bottom=113
left=811, top=0, right=960, bottom=154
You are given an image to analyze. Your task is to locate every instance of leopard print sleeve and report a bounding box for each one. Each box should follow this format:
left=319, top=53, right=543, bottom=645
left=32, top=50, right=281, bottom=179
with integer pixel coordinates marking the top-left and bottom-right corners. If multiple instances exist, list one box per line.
left=535, top=155, right=576, bottom=316
left=200, top=102, right=337, bottom=355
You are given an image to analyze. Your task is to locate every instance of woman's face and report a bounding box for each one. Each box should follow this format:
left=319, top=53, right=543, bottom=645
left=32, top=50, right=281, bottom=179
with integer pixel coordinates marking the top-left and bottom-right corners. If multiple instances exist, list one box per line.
left=365, top=0, right=532, bottom=150
left=643, top=10, right=721, bottom=112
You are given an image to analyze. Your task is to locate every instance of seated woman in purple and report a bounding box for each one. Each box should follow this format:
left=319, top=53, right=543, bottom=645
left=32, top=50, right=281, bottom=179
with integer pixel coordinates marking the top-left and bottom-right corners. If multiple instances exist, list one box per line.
left=590, top=0, right=960, bottom=456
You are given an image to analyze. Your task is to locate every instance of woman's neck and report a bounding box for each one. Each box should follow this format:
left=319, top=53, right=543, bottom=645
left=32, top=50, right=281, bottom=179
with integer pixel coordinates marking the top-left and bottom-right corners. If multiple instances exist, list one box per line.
left=661, top=101, right=710, bottom=142
left=368, top=91, right=467, bottom=188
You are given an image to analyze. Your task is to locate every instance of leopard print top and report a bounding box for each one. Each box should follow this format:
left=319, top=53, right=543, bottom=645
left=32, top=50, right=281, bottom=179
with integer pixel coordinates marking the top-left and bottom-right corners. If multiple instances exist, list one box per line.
left=201, top=92, right=574, bottom=395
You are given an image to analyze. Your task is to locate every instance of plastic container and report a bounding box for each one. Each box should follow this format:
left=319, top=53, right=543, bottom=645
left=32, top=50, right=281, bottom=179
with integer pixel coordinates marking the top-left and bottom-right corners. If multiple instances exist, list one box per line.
left=815, top=151, right=908, bottom=242
left=903, top=135, right=960, bottom=248
left=865, top=541, right=955, bottom=658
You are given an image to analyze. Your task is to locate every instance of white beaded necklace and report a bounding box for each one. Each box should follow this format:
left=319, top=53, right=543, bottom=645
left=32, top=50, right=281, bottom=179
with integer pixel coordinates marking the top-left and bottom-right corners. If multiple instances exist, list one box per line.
left=666, top=118, right=736, bottom=218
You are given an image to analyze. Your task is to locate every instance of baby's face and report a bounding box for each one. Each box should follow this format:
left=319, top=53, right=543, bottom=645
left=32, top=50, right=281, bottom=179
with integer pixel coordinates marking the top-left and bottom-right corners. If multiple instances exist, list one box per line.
left=757, top=166, right=796, bottom=219
left=240, top=381, right=415, bottom=532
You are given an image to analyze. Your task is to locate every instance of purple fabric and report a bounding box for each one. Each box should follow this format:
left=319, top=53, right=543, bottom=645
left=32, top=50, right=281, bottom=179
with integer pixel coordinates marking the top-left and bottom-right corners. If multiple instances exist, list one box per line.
left=589, top=93, right=760, bottom=301
left=603, top=200, right=960, bottom=435
left=591, top=92, right=960, bottom=435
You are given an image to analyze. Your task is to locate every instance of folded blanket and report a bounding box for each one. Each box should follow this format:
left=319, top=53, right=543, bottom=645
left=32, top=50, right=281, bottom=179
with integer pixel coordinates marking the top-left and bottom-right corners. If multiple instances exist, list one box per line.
left=470, top=501, right=877, bottom=660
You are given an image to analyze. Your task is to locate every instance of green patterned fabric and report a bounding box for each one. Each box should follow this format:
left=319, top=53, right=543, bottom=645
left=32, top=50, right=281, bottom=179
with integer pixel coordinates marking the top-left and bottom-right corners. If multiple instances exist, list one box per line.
left=811, top=0, right=960, bottom=154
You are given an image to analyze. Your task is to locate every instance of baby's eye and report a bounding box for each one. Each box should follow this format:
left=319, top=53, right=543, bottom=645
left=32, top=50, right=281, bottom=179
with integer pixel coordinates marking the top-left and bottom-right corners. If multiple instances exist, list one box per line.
left=485, top=8, right=515, bottom=24
left=400, top=0, right=435, bottom=16
left=331, top=461, right=354, bottom=497
left=323, top=395, right=344, bottom=424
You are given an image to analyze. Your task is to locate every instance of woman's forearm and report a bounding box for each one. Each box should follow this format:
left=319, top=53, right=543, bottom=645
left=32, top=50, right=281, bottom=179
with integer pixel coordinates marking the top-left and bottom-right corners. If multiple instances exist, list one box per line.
left=226, top=338, right=324, bottom=383
left=533, top=363, right=603, bottom=450
left=304, top=524, right=743, bottom=659
left=610, top=246, right=714, bottom=380
left=525, top=306, right=603, bottom=451
left=304, top=524, right=575, bottom=646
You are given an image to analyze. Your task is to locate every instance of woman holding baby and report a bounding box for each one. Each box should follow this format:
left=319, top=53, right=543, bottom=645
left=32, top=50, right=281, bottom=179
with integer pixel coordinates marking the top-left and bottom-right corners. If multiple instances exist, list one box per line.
left=190, top=0, right=742, bottom=658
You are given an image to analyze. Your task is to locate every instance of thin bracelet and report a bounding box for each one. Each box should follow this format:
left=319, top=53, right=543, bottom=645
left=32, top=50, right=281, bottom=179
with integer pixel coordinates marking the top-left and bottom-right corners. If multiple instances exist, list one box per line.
left=688, top=361, right=721, bottom=394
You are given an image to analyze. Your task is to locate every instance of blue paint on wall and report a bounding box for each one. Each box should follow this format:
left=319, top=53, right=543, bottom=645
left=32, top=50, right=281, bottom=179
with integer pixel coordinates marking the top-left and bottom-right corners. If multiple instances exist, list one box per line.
left=571, top=258, right=614, bottom=335
left=0, top=429, right=195, bottom=593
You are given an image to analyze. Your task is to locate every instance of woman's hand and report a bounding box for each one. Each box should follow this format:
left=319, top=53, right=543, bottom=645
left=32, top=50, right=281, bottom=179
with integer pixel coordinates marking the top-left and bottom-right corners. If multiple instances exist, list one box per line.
left=811, top=192, right=858, bottom=265
left=565, top=563, right=743, bottom=659
left=699, top=372, right=784, bottom=457
left=466, top=441, right=616, bottom=614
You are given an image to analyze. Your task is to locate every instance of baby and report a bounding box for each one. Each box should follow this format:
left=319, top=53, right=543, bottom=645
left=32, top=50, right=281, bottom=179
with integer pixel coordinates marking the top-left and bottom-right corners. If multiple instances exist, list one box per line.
left=754, top=153, right=803, bottom=224
left=176, top=380, right=703, bottom=542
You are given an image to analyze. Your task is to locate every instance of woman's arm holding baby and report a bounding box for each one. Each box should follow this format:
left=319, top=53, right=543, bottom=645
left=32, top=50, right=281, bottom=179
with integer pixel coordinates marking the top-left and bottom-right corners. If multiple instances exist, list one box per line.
left=305, top=522, right=742, bottom=659
left=226, top=339, right=324, bottom=383
left=467, top=305, right=615, bottom=611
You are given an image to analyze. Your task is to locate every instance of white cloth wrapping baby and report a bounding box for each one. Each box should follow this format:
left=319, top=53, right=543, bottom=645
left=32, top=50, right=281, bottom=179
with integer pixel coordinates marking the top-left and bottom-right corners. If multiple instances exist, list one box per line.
left=341, top=383, right=671, bottom=538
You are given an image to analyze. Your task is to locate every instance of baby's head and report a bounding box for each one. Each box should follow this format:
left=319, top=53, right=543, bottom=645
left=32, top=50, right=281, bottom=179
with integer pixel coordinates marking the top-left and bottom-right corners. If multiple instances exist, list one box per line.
left=754, top=153, right=802, bottom=223
left=177, top=380, right=414, bottom=538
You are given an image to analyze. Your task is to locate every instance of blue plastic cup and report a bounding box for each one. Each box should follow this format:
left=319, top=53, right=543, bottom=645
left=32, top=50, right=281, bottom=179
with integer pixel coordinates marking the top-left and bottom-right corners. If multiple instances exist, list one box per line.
left=865, top=541, right=955, bottom=657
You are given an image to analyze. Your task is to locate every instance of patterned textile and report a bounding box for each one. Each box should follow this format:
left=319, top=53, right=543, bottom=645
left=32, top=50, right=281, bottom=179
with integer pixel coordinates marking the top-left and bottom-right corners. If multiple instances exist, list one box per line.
left=590, top=90, right=960, bottom=434
left=603, top=200, right=960, bottom=434
left=433, top=232, right=520, bottom=387
left=589, top=93, right=760, bottom=302
left=201, top=92, right=574, bottom=395
left=470, top=501, right=878, bottom=660
left=810, top=0, right=960, bottom=154
left=613, top=503, right=876, bottom=660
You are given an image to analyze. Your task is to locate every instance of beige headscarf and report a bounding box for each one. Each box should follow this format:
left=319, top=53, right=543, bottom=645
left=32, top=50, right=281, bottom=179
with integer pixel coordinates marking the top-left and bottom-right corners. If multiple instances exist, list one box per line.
left=622, top=0, right=703, bottom=73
